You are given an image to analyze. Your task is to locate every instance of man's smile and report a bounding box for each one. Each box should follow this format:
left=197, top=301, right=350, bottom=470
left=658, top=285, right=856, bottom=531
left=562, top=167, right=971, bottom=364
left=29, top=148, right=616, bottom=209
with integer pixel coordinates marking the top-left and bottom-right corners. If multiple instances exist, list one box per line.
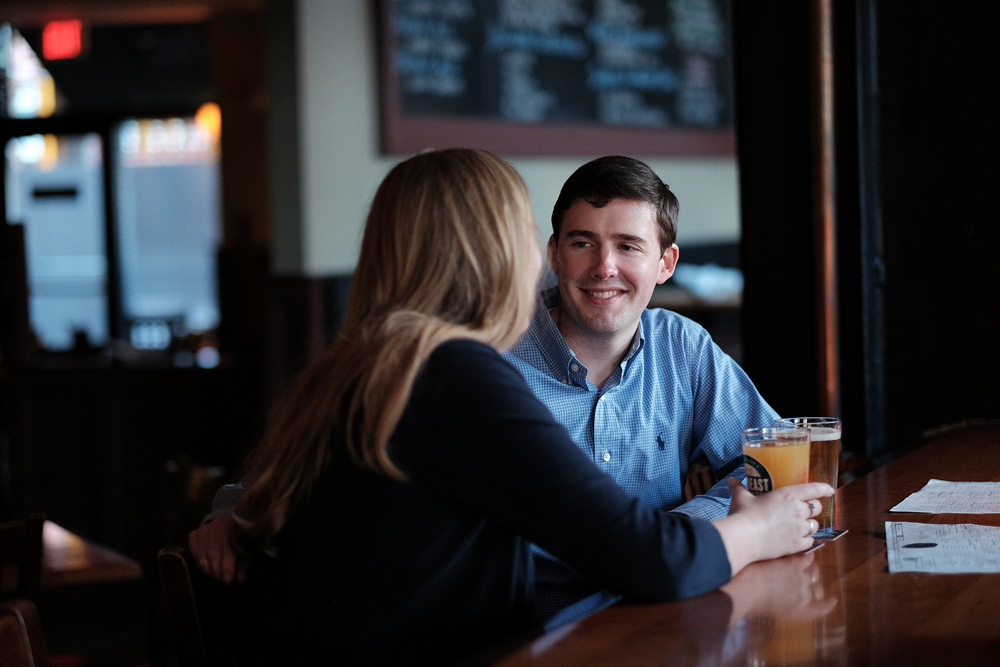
left=584, top=289, right=625, bottom=300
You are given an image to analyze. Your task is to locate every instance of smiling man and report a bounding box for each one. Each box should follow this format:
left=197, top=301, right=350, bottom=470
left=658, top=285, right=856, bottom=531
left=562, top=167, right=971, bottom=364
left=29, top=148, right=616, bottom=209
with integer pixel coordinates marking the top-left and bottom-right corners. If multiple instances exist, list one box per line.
left=503, top=156, right=778, bottom=619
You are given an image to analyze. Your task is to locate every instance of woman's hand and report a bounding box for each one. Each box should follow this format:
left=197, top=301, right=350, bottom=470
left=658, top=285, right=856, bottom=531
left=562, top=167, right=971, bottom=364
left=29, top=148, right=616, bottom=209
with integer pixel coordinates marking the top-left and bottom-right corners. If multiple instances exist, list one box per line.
left=721, top=551, right=837, bottom=624
left=713, top=478, right=835, bottom=576
left=188, top=513, right=247, bottom=584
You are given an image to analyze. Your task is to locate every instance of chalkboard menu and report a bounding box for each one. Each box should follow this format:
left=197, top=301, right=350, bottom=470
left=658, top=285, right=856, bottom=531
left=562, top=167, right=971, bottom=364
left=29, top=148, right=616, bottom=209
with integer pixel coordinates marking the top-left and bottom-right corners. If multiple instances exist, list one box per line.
left=379, top=0, right=734, bottom=156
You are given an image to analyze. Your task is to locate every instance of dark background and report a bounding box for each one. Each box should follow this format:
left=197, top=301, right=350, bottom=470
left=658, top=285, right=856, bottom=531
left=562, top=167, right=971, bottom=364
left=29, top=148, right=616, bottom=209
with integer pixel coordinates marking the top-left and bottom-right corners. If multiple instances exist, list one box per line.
left=735, top=0, right=999, bottom=456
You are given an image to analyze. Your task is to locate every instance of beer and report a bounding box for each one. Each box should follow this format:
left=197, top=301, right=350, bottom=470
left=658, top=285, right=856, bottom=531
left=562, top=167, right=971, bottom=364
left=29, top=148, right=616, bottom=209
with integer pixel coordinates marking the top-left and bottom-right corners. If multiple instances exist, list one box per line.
left=741, top=428, right=810, bottom=495
left=807, top=428, right=840, bottom=534
left=778, top=418, right=843, bottom=536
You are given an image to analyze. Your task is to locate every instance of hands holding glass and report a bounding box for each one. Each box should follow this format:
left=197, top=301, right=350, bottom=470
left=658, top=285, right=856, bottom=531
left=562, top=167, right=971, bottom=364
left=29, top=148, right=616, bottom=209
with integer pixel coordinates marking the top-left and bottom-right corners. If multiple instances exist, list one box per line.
left=741, top=418, right=843, bottom=538
left=715, top=429, right=833, bottom=575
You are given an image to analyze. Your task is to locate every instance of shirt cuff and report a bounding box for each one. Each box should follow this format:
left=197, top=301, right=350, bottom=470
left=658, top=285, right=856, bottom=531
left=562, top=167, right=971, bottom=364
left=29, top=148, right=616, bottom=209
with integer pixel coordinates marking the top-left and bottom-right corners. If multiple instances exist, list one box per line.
left=670, top=495, right=731, bottom=521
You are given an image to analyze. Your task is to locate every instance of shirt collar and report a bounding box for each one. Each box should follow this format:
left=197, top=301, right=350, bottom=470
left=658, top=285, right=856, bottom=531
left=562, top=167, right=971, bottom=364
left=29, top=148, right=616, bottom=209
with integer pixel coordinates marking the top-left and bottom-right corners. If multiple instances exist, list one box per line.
left=529, top=287, right=577, bottom=384
left=531, top=286, right=645, bottom=386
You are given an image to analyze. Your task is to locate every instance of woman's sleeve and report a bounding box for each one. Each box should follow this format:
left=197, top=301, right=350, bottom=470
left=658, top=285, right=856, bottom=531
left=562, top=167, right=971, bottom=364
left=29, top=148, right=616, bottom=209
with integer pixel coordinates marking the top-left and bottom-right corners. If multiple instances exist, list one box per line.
left=391, top=341, right=732, bottom=601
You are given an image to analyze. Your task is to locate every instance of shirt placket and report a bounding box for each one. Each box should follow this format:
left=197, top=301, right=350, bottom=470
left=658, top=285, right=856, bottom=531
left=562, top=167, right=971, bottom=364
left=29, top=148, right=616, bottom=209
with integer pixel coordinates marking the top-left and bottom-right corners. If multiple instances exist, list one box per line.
left=593, top=367, right=623, bottom=475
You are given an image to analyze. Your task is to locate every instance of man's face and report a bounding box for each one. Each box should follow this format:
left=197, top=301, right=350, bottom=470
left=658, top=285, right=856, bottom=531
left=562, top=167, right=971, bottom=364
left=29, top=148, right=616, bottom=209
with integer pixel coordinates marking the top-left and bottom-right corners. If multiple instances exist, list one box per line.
left=548, top=198, right=678, bottom=345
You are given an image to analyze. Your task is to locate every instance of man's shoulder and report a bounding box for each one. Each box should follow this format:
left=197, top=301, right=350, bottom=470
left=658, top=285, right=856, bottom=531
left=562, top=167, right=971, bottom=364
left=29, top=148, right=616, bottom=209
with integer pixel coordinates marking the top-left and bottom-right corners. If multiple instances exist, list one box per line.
left=640, top=308, right=714, bottom=356
left=506, top=333, right=547, bottom=370
left=505, top=290, right=566, bottom=378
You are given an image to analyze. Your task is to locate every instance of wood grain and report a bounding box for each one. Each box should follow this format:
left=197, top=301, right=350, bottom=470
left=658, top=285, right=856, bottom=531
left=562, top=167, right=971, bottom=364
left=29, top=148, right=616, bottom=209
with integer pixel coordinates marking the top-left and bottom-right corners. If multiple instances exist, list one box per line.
left=41, top=521, right=142, bottom=588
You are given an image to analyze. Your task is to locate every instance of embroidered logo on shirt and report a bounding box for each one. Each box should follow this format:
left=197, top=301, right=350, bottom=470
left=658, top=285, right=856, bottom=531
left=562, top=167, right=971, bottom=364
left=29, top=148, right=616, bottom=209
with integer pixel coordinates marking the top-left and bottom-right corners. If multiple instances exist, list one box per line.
left=656, top=434, right=666, bottom=451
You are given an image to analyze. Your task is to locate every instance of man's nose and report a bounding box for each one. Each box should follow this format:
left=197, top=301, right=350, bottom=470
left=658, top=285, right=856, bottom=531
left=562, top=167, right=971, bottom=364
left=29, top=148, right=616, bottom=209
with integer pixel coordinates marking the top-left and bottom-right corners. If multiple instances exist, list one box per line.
left=590, top=246, right=618, bottom=280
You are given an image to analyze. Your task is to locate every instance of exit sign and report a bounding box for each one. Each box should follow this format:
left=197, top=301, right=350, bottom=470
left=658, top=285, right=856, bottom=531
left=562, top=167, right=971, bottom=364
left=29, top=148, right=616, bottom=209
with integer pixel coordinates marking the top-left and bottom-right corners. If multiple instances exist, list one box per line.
left=43, top=20, right=83, bottom=60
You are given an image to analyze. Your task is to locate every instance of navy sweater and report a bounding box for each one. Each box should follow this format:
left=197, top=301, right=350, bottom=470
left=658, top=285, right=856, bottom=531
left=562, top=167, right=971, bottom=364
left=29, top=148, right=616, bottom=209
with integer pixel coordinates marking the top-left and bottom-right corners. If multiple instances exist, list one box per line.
left=233, top=339, right=730, bottom=665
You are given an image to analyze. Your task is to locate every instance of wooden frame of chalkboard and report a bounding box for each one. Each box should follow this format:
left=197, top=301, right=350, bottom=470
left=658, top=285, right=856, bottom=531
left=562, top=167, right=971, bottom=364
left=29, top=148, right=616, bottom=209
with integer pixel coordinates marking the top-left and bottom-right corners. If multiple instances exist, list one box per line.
left=378, top=0, right=735, bottom=157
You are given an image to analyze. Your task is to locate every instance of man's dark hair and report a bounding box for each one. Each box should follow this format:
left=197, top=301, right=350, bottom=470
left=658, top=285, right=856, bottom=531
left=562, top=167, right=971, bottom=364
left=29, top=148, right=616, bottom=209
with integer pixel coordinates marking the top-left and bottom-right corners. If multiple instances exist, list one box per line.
left=551, top=156, right=679, bottom=252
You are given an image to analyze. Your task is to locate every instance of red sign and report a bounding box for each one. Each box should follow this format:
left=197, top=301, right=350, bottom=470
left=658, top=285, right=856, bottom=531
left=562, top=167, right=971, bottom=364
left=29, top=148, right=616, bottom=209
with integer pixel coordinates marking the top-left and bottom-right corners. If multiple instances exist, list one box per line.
left=42, top=20, right=83, bottom=60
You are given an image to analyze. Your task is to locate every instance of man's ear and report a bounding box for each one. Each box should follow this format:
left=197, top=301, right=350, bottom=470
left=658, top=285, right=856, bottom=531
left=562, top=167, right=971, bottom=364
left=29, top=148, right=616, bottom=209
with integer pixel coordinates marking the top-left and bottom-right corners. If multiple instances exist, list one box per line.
left=657, top=244, right=680, bottom=284
left=546, top=234, right=559, bottom=274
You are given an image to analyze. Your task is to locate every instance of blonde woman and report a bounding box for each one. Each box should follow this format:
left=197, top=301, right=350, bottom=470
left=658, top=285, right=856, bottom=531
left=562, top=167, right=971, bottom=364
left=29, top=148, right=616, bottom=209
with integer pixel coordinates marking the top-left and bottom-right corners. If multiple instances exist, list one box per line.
left=219, top=149, right=831, bottom=666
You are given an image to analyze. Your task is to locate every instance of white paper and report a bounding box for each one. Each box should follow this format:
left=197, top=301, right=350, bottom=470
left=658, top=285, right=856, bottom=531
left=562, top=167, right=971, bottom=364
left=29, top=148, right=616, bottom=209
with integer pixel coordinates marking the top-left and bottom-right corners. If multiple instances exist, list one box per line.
left=889, top=479, right=1000, bottom=514
left=886, top=521, right=1000, bottom=573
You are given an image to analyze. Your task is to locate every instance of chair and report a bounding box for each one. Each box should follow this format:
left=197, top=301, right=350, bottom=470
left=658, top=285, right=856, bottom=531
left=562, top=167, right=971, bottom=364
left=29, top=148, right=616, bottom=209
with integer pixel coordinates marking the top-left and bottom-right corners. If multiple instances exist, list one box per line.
left=0, top=515, right=45, bottom=603
left=683, top=462, right=717, bottom=501
left=157, top=546, right=236, bottom=667
left=0, top=599, right=51, bottom=667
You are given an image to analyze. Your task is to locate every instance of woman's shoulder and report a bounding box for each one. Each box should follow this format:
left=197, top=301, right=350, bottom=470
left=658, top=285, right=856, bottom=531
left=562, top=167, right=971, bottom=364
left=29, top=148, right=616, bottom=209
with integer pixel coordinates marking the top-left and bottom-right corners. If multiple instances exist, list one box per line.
left=417, top=338, right=541, bottom=412
left=426, top=338, right=522, bottom=381
left=430, top=337, right=516, bottom=361
left=394, top=337, right=560, bottom=471
left=430, top=337, right=499, bottom=361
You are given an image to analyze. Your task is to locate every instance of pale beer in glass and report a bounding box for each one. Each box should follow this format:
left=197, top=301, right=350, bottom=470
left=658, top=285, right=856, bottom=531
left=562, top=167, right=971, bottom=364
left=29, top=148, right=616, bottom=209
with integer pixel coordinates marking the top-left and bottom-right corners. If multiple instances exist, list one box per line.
left=777, top=418, right=842, bottom=536
left=741, top=427, right=810, bottom=494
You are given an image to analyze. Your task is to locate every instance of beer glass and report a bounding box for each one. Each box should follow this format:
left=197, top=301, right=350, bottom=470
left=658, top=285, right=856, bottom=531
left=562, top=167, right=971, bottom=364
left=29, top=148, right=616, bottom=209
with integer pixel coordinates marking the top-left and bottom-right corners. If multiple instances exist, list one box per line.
left=776, top=418, right=842, bottom=536
left=741, top=427, right=810, bottom=495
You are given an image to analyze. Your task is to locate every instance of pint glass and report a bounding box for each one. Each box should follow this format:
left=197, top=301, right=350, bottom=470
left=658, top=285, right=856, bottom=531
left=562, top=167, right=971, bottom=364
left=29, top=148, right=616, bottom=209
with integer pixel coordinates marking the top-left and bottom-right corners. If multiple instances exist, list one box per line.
left=740, top=427, right=810, bottom=494
left=777, top=418, right=842, bottom=536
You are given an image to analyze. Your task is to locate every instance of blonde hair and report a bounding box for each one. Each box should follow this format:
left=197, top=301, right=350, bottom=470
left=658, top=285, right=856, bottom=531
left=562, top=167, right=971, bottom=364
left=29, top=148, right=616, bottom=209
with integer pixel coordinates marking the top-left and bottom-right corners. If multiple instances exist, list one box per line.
left=234, top=149, right=538, bottom=552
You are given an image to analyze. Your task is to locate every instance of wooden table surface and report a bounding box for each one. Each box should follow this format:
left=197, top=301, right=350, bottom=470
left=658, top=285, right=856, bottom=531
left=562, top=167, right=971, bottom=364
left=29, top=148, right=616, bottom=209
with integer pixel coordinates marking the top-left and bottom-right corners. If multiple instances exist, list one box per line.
left=41, top=521, right=142, bottom=588
left=492, top=422, right=1000, bottom=666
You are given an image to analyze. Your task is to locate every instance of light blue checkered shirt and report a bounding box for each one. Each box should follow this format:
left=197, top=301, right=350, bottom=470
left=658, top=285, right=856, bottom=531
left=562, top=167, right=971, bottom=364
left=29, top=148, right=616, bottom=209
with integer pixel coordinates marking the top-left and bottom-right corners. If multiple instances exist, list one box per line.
left=505, top=288, right=778, bottom=625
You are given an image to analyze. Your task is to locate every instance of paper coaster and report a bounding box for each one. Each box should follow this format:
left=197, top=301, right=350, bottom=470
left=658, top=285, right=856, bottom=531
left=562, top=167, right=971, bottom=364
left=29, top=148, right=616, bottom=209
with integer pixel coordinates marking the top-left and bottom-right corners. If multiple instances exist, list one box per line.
left=812, top=529, right=848, bottom=541
left=798, top=539, right=827, bottom=554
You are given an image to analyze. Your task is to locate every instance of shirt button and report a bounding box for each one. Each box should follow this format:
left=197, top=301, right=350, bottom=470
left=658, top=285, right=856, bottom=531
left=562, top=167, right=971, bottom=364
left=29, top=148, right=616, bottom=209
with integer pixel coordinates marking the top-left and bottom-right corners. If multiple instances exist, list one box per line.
left=603, top=451, right=611, bottom=462
left=571, top=363, right=579, bottom=372
left=561, top=377, right=568, bottom=384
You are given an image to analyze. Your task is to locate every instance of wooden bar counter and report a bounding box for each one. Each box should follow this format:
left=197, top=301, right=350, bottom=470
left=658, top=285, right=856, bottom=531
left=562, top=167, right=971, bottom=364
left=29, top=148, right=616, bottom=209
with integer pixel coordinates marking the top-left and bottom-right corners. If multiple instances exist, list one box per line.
left=492, top=422, right=1000, bottom=666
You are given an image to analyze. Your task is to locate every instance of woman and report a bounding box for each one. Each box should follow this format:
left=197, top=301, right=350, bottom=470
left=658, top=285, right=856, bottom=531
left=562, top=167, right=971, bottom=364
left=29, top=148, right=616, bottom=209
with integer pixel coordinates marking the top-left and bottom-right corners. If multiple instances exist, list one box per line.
left=224, top=149, right=831, bottom=665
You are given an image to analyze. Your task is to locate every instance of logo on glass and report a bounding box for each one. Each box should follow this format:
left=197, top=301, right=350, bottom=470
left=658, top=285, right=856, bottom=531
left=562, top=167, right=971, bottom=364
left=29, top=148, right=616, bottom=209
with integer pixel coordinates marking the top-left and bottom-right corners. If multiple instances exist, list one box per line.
left=744, top=456, right=772, bottom=494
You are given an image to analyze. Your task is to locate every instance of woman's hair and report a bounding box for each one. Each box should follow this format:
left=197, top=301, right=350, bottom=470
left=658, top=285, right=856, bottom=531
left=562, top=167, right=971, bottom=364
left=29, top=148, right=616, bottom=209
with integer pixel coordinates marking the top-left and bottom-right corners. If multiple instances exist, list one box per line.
left=233, top=149, right=538, bottom=552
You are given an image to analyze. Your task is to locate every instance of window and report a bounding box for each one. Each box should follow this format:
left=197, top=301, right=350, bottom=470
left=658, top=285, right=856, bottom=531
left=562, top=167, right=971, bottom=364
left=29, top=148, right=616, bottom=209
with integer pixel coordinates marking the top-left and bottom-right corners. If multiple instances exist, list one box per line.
left=115, top=109, right=222, bottom=355
left=3, top=22, right=224, bottom=365
left=5, top=113, right=223, bottom=361
left=5, top=133, right=108, bottom=350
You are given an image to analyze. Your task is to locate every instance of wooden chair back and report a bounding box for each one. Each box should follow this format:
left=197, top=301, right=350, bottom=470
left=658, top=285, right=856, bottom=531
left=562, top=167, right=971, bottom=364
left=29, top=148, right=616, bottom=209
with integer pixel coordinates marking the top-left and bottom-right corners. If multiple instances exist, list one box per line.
left=0, top=599, right=51, bottom=667
left=683, top=463, right=718, bottom=502
left=0, top=515, right=45, bottom=603
left=157, top=546, right=236, bottom=667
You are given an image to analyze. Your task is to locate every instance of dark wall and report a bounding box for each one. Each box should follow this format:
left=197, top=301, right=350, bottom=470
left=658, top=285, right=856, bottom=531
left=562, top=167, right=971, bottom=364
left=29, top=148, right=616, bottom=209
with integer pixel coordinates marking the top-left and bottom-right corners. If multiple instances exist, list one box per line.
left=19, top=23, right=211, bottom=114
left=876, top=1, right=1000, bottom=448
left=732, top=1, right=817, bottom=419
left=735, top=0, right=1000, bottom=455
left=7, top=366, right=262, bottom=551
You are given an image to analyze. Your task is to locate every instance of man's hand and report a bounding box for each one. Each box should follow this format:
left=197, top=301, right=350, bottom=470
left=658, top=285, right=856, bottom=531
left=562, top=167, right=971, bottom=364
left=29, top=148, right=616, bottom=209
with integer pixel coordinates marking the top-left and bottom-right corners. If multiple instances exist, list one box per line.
left=188, top=514, right=246, bottom=584
left=713, top=478, right=834, bottom=576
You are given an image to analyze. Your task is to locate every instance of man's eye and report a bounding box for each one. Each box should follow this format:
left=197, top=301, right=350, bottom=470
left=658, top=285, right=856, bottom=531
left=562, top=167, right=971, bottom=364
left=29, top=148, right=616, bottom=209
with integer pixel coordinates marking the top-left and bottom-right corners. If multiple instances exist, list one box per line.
left=620, top=244, right=635, bottom=252
left=571, top=241, right=589, bottom=248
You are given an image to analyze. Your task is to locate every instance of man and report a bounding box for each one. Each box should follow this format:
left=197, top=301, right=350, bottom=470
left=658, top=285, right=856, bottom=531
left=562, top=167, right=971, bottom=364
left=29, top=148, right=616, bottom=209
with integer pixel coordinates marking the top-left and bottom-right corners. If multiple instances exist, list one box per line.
left=509, top=156, right=774, bottom=519
left=503, top=156, right=776, bottom=619
left=191, top=156, right=777, bottom=621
